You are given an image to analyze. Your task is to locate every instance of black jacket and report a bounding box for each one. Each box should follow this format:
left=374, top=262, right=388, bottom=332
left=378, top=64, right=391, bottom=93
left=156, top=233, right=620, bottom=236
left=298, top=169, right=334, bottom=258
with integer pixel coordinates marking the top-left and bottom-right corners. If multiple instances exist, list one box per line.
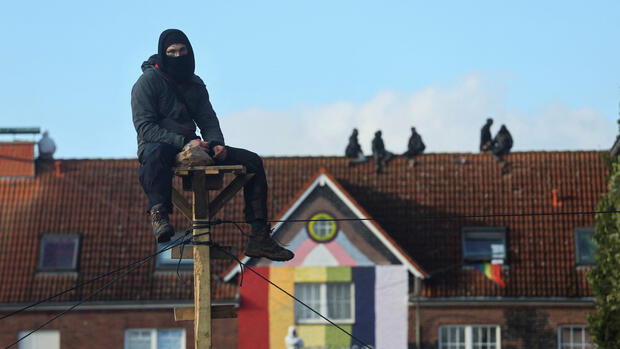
left=131, top=55, right=225, bottom=158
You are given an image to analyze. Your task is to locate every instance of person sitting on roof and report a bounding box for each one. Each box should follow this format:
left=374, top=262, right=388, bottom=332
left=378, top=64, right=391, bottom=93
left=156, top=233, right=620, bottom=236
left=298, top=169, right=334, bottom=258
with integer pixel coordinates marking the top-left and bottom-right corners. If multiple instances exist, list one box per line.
left=490, top=124, right=513, bottom=166
left=131, top=29, right=293, bottom=261
left=403, top=127, right=425, bottom=167
left=345, top=128, right=368, bottom=167
left=372, top=130, right=394, bottom=173
left=480, top=118, right=493, bottom=152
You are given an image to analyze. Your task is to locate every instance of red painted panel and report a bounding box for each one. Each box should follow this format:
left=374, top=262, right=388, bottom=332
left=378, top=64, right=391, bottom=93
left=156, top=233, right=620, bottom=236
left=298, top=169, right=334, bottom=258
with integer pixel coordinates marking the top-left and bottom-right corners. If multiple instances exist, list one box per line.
left=238, top=266, right=270, bottom=349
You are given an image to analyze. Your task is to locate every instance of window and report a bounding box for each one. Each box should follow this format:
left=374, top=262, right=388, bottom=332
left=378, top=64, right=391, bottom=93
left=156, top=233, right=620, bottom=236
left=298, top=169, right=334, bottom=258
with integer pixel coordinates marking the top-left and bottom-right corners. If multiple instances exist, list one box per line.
left=439, top=325, right=501, bottom=349
left=156, top=232, right=193, bottom=270
left=307, top=212, right=338, bottom=242
left=124, top=329, right=185, bottom=349
left=462, top=227, right=506, bottom=263
left=558, top=325, right=592, bottom=349
left=18, top=330, right=60, bottom=349
left=574, top=228, right=596, bottom=265
left=38, top=234, right=80, bottom=271
left=294, top=283, right=354, bottom=323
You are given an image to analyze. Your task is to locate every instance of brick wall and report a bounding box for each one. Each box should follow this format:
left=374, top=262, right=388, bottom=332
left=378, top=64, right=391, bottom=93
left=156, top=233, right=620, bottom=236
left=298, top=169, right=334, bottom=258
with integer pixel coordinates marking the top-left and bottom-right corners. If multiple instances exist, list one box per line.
left=0, top=309, right=237, bottom=349
left=408, top=303, right=595, bottom=348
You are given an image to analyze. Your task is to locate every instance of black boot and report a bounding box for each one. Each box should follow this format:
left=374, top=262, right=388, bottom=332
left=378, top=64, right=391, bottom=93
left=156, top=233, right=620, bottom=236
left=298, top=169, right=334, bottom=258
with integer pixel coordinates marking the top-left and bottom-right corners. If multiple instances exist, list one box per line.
left=150, top=204, right=175, bottom=243
left=245, top=225, right=294, bottom=261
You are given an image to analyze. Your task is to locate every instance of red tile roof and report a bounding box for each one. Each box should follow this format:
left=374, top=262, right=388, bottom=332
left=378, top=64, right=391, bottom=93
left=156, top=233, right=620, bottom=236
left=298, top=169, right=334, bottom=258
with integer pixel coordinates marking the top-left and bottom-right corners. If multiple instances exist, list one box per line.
left=0, top=142, right=35, bottom=178
left=0, top=152, right=608, bottom=304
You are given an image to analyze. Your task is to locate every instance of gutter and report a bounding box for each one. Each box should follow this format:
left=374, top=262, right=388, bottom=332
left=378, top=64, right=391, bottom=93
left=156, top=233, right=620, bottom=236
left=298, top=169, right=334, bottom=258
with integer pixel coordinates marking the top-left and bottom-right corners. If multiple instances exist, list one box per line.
left=408, top=296, right=594, bottom=307
left=0, top=299, right=238, bottom=312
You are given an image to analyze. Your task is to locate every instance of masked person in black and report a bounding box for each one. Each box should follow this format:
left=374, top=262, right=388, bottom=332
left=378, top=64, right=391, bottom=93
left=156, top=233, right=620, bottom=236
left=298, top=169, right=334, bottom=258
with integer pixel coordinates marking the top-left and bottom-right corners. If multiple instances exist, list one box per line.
left=371, top=130, right=394, bottom=173
left=490, top=124, right=513, bottom=167
left=480, top=118, right=493, bottom=152
left=131, top=29, right=293, bottom=261
left=344, top=128, right=367, bottom=166
left=403, top=127, right=425, bottom=167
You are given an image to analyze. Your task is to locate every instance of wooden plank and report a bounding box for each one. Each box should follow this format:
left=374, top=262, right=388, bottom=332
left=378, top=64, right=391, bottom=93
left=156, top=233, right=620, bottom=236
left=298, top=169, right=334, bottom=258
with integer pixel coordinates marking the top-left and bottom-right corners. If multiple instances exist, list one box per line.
left=171, top=245, right=237, bottom=260
left=192, top=172, right=212, bottom=349
left=173, top=165, right=246, bottom=175
left=174, top=305, right=237, bottom=321
left=171, top=188, right=192, bottom=220
left=208, top=174, right=255, bottom=218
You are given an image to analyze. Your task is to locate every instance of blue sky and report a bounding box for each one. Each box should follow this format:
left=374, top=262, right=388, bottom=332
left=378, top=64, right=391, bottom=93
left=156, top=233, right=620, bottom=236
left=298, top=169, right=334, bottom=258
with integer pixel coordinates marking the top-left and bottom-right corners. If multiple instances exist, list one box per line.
left=0, top=1, right=618, bottom=158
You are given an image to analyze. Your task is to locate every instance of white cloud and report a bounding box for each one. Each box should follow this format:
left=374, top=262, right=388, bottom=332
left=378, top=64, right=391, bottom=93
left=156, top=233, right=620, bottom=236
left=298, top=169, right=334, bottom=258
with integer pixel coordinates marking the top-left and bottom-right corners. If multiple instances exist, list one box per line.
left=219, top=73, right=617, bottom=156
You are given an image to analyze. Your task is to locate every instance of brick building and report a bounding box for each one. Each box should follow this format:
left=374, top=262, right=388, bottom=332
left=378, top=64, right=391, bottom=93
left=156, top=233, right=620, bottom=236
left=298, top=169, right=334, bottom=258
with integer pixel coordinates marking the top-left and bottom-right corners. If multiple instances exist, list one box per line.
left=0, top=140, right=606, bottom=348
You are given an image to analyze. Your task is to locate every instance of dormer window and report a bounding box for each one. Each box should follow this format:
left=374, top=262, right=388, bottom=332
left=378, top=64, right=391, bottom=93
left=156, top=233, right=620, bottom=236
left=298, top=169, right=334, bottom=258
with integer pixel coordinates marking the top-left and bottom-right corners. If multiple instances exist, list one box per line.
left=156, top=232, right=193, bottom=270
left=38, top=234, right=80, bottom=271
left=462, top=227, right=506, bottom=263
left=575, top=227, right=596, bottom=265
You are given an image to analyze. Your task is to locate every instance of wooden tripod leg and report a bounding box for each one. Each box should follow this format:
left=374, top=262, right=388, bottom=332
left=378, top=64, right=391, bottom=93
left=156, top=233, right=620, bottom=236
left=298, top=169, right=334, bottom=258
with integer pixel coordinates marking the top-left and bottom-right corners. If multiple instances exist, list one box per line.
left=192, top=173, right=212, bottom=349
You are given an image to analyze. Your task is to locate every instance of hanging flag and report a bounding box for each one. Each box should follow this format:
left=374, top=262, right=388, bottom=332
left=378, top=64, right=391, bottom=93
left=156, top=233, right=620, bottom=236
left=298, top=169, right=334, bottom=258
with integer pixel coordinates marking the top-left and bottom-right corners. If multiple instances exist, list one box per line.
left=474, top=263, right=506, bottom=287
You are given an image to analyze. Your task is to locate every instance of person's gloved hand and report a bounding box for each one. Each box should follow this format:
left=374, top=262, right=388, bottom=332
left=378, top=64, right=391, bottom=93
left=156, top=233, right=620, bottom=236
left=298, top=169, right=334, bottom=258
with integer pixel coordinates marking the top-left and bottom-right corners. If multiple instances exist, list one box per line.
left=188, top=139, right=209, bottom=151
left=212, top=145, right=227, bottom=161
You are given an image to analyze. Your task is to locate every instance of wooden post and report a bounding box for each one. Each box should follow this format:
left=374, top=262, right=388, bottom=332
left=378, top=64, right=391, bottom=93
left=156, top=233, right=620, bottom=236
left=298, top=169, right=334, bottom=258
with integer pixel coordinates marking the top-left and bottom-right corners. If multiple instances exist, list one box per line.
left=171, top=165, right=250, bottom=349
left=192, top=172, right=211, bottom=349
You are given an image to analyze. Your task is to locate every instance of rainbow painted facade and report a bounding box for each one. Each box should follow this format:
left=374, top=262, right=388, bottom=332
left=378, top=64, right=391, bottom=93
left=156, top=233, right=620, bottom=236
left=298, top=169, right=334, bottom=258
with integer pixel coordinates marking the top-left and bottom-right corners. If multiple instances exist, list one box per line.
left=228, top=170, right=427, bottom=349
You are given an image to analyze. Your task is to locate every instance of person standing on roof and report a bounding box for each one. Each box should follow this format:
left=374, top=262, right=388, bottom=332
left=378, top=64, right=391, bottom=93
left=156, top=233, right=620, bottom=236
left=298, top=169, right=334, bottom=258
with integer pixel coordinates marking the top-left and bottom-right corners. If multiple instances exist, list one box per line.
left=480, top=118, right=493, bottom=152
left=131, top=29, right=293, bottom=261
left=372, top=130, right=394, bottom=173
left=403, top=127, right=425, bottom=167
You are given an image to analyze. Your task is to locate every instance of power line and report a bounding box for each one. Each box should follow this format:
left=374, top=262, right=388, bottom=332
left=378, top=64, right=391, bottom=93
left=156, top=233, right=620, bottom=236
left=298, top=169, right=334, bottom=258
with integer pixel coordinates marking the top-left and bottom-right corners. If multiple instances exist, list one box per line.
left=0, top=230, right=191, bottom=321
left=4, top=233, right=191, bottom=349
left=210, top=224, right=374, bottom=349
left=256, top=209, right=620, bottom=224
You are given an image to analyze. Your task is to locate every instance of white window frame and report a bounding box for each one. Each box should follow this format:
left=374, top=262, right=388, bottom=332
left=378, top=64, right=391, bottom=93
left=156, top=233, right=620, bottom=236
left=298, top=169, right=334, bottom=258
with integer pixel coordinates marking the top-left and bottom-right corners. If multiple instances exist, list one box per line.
left=17, top=330, right=60, bottom=349
left=557, top=325, right=593, bottom=349
left=438, top=325, right=501, bottom=349
left=124, top=328, right=186, bottom=349
left=294, top=282, right=355, bottom=324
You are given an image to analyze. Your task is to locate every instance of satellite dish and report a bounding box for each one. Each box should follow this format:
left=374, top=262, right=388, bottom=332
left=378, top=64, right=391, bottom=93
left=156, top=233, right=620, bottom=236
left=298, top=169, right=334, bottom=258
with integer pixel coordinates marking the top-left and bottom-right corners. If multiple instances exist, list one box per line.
left=38, top=129, right=56, bottom=159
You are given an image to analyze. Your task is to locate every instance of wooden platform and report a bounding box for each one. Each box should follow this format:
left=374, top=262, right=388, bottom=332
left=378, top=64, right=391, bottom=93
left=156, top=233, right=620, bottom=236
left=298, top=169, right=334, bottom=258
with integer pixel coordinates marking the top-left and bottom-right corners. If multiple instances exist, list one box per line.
left=170, top=164, right=251, bottom=348
left=173, top=165, right=246, bottom=176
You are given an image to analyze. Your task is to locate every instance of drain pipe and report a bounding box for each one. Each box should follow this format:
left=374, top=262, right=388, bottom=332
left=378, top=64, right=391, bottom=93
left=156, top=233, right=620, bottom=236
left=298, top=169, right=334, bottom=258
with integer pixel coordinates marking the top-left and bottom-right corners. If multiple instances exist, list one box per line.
left=414, top=277, right=421, bottom=349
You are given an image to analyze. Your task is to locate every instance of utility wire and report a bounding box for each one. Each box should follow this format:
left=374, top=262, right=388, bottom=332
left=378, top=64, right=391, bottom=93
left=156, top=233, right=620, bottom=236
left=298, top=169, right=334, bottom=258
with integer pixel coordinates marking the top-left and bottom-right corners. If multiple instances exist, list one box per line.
left=0, top=230, right=191, bottom=321
left=208, top=223, right=374, bottom=349
left=4, top=233, right=190, bottom=349
left=253, top=209, right=620, bottom=224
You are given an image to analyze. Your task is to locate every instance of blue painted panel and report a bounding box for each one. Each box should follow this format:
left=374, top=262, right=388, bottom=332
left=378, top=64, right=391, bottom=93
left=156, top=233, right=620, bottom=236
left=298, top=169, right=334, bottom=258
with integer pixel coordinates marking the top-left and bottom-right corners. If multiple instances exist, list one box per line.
left=352, top=266, right=375, bottom=347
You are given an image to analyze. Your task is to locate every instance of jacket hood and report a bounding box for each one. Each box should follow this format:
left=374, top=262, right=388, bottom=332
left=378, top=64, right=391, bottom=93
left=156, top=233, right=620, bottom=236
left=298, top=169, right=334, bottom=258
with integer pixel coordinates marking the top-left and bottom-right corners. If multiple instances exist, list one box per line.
left=141, top=54, right=158, bottom=73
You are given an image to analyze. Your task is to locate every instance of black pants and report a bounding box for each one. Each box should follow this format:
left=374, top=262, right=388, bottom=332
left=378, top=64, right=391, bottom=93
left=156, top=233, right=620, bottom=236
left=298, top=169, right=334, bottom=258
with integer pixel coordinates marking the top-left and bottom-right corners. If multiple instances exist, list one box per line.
left=138, top=142, right=268, bottom=222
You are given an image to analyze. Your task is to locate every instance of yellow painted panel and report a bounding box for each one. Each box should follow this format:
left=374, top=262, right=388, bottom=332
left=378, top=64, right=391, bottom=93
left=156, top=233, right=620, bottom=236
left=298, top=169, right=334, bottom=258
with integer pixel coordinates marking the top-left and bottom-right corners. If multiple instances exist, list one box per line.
left=297, top=324, right=326, bottom=347
left=269, top=267, right=295, bottom=349
left=294, top=266, right=327, bottom=282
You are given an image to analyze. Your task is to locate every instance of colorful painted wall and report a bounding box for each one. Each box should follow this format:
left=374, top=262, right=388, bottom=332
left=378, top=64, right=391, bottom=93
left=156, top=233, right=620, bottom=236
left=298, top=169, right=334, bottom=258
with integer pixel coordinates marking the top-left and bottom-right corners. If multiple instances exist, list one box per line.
left=238, top=265, right=408, bottom=349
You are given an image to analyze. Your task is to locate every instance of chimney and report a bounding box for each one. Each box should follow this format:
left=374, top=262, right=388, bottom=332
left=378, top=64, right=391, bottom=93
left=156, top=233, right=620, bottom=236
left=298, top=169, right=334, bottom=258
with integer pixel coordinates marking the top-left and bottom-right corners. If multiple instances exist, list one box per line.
left=0, top=127, right=40, bottom=179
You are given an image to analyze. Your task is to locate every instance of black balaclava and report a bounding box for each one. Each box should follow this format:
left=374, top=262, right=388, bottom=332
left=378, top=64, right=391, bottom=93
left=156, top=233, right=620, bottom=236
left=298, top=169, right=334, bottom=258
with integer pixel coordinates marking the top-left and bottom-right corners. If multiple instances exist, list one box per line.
left=157, top=29, right=195, bottom=82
